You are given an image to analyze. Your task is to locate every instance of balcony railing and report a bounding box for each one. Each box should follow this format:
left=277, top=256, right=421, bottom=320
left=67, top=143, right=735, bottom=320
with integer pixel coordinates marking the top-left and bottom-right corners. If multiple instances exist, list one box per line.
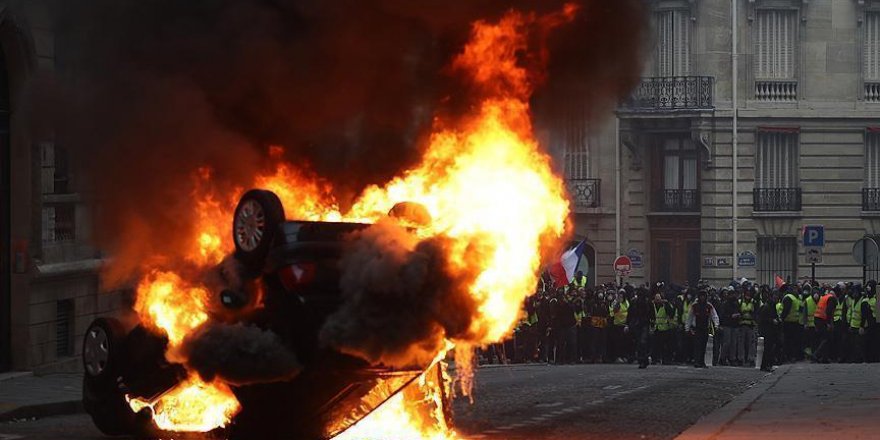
left=755, top=80, right=797, bottom=102
left=866, top=82, right=880, bottom=103
left=567, top=178, right=600, bottom=211
left=863, top=188, right=880, bottom=211
left=653, top=189, right=700, bottom=212
left=753, top=187, right=802, bottom=212
left=621, top=76, right=714, bottom=111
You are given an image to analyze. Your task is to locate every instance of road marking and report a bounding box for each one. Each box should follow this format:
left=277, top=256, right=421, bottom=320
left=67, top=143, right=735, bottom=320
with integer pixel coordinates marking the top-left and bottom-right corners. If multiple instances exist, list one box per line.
left=603, top=384, right=622, bottom=390
left=480, top=385, right=652, bottom=437
left=534, top=401, right=564, bottom=408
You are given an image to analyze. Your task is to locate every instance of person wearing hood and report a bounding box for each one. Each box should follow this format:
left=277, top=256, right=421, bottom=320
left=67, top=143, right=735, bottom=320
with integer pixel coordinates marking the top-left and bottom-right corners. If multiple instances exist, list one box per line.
left=626, top=287, right=655, bottom=369
left=813, top=286, right=839, bottom=363
left=588, top=290, right=610, bottom=363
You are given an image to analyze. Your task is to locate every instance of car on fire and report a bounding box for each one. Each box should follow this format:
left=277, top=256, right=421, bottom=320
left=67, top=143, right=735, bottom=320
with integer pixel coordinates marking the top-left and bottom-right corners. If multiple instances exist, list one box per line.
left=81, top=189, right=447, bottom=439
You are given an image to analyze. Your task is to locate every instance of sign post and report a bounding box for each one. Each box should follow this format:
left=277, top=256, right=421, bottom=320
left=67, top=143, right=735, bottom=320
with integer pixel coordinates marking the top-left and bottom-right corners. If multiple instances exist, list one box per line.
left=803, top=225, right=825, bottom=284
left=613, top=255, right=632, bottom=285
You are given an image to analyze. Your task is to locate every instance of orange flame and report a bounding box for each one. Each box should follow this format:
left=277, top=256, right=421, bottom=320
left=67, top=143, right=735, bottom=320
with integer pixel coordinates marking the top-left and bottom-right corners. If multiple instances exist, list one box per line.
left=126, top=4, right=575, bottom=437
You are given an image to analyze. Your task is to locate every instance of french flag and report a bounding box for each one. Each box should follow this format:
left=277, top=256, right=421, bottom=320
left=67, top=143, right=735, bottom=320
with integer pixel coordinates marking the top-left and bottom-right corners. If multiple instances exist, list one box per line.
left=547, top=239, right=588, bottom=288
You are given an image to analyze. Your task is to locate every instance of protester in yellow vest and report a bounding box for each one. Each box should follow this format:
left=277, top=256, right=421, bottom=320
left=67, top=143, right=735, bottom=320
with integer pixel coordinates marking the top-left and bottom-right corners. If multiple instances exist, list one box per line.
left=780, top=285, right=803, bottom=362
left=652, top=294, right=675, bottom=365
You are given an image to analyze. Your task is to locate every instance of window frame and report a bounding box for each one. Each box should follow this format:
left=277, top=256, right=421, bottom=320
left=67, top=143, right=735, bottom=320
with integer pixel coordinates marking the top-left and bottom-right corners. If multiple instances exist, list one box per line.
left=755, top=128, right=800, bottom=190
left=653, top=8, right=692, bottom=77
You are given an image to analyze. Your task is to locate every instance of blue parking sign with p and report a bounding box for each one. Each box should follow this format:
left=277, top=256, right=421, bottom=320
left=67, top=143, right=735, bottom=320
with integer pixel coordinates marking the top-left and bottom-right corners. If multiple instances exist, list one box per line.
left=803, top=225, right=824, bottom=247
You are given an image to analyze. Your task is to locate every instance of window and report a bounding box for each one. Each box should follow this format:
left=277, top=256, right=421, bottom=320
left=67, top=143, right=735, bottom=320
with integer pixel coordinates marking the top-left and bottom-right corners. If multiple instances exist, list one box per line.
left=559, top=100, right=599, bottom=209
left=757, top=236, right=797, bottom=286
left=754, top=130, right=801, bottom=211
left=867, top=12, right=880, bottom=82
left=655, top=9, right=691, bottom=77
left=655, top=137, right=698, bottom=211
left=754, top=9, right=798, bottom=80
left=754, top=9, right=799, bottom=101
left=866, top=12, right=880, bottom=101
left=865, top=131, right=880, bottom=210
left=42, top=204, right=76, bottom=243
left=756, top=130, right=799, bottom=189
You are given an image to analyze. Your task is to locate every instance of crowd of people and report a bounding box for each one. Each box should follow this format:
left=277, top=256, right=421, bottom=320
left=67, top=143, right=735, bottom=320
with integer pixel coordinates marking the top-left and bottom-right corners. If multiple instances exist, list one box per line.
left=481, top=272, right=880, bottom=371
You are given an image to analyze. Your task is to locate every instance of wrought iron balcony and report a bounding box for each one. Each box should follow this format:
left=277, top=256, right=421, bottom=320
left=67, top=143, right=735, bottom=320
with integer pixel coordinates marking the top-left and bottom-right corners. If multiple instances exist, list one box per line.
left=620, top=76, right=714, bottom=111
left=753, top=187, right=802, bottom=212
left=755, top=80, right=798, bottom=102
left=866, top=82, right=880, bottom=103
left=863, top=188, right=880, bottom=211
left=567, top=178, right=600, bottom=211
left=653, top=189, right=700, bottom=212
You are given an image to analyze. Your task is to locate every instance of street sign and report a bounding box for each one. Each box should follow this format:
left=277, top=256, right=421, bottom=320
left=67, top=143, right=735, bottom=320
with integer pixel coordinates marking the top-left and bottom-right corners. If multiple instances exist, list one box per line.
left=613, top=255, right=632, bottom=277
left=803, top=225, right=825, bottom=247
left=737, top=251, right=757, bottom=267
left=627, top=248, right=644, bottom=269
left=806, top=248, right=823, bottom=264
left=853, top=237, right=880, bottom=265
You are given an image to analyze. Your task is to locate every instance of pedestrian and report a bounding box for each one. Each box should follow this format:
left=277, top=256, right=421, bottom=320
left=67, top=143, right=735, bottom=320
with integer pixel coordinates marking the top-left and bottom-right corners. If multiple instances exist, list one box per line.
left=738, top=287, right=758, bottom=366
left=610, top=289, right=630, bottom=363
left=626, top=287, right=655, bottom=369
left=718, top=287, right=741, bottom=366
left=686, top=289, right=719, bottom=368
left=589, top=290, right=610, bottom=363
left=779, top=284, right=802, bottom=363
left=861, top=281, right=878, bottom=362
left=652, top=293, right=675, bottom=365
left=758, top=290, right=781, bottom=372
left=803, top=285, right=819, bottom=359
left=846, top=284, right=865, bottom=363
left=813, top=287, right=838, bottom=363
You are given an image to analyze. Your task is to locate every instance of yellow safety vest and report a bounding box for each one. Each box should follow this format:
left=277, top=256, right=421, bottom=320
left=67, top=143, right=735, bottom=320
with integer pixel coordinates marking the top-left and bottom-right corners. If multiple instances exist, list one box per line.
left=654, top=304, right=671, bottom=332
left=739, top=299, right=756, bottom=326
left=783, top=293, right=801, bottom=323
left=612, top=299, right=629, bottom=326
left=804, top=296, right=818, bottom=328
left=833, top=299, right=843, bottom=322
left=850, top=298, right=865, bottom=329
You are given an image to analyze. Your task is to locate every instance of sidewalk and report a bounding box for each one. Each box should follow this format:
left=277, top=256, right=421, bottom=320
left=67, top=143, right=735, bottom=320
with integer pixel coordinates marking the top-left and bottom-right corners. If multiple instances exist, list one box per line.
left=676, top=363, right=880, bottom=440
left=0, top=372, right=83, bottom=422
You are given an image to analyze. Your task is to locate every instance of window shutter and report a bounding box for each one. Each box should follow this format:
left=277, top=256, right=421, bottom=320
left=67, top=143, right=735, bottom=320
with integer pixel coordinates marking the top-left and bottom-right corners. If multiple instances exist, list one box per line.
left=756, top=9, right=797, bottom=80
left=562, top=100, right=590, bottom=180
left=674, top=11, right=690, bottom=76
left=655, top=10, right=690, bottom=77
left=868, top=133, right=880, bottom=188
left=867, top=13, right=880, bottom=81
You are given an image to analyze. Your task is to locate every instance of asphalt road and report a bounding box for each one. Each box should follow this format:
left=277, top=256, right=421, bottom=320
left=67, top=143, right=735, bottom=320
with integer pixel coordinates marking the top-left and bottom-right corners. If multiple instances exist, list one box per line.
left=0, top=364, right=764, bottom=440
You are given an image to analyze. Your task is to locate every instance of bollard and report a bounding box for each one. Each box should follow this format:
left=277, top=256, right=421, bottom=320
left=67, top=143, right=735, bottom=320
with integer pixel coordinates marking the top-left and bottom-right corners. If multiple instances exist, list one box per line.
left=704, top=334, right=714, bottom=367
left=755, top=336, right=765, bottom=370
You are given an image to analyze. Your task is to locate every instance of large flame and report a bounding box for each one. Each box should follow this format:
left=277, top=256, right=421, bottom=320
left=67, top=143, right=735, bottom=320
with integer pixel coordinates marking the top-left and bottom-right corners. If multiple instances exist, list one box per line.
left=126, top=4, right=574, bottom=438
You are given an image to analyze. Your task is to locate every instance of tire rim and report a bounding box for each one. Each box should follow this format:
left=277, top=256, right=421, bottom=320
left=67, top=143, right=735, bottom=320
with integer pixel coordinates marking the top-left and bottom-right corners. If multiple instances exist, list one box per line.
left=235, top=199, right=266, bottom=252
left=83, top=326, right=110, bottom=377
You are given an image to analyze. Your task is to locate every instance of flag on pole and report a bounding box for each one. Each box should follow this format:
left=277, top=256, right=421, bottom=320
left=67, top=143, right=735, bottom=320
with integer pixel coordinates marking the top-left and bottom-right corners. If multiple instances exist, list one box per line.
left=548, top=239, right=588, bottom=288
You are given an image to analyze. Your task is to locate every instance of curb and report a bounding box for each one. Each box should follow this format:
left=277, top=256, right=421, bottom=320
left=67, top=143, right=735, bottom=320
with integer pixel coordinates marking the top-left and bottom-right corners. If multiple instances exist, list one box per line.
left=0, top=373, right=32, bottom=383
left=0, top=400, right=83, bottom=423
left=674, top=364, right=791, bottom=440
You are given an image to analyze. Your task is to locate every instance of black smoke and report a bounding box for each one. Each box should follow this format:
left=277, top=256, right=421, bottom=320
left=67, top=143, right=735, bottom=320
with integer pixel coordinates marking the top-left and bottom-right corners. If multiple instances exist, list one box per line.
left=180, top=322, right=303, bottom=386
left=34, top=0, right=645, bottom=283
left=319, top=219, right=488, bottom=369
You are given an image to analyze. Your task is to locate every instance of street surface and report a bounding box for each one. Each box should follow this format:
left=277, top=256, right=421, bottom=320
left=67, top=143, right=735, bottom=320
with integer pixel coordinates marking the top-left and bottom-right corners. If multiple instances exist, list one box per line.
left=452, top=364, right=763, bottom=440
left=0, top=364, right=763, bottom=440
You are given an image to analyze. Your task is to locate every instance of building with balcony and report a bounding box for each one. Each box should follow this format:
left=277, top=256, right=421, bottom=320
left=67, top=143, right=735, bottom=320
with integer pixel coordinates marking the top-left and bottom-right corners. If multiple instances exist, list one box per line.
left=559, top=0, right=880, bottom=287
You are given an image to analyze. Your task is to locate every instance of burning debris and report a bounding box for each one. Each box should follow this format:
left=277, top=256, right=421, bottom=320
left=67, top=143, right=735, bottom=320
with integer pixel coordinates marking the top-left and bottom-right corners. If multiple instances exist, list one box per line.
left=69, top=0, right=648, bottom=438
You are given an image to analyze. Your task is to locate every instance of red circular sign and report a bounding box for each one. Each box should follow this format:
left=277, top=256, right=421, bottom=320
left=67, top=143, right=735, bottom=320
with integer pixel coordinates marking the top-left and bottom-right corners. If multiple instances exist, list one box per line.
left=613, top=255, right=632, bottom=273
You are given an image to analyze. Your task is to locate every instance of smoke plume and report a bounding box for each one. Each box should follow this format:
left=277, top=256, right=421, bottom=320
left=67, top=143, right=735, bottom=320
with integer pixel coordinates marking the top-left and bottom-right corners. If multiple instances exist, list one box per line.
left=36, top=0, right=645, bottom=283
left=320, top=219, right=488, bottom=369
left=181, top=322, right=302, bottom=386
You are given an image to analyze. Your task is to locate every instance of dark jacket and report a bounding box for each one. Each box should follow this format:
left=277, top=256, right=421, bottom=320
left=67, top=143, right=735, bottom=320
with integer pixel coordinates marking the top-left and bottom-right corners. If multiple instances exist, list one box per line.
left=757, top=301, right=779, bottom=336
left=719, top=298, right=741, bottom=327
left=626, top=295, right=656, bottom=329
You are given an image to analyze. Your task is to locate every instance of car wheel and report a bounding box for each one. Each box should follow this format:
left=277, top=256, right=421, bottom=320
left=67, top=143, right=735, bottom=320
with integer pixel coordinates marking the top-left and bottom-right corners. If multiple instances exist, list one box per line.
left=233, top=189, right=285, bottom=273
left=82, top=318, right=143, bottom=436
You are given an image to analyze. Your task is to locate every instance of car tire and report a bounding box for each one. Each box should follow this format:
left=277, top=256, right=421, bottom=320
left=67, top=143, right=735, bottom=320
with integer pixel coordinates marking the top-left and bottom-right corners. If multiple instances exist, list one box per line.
left=232, top=189, right=285, bottom=273
left=82, top=317, right=141, bottom=436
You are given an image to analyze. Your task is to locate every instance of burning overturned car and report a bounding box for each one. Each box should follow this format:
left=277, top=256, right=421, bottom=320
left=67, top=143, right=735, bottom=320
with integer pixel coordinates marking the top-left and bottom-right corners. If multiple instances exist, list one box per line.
left=82, top=189, right=449, bottom=439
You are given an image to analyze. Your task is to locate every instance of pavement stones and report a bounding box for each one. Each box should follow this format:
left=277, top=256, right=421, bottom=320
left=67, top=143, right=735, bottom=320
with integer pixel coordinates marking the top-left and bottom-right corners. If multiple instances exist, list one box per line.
left=676, top=363, right=880, bottom=440
left=0, top=373, right=82, bottom=422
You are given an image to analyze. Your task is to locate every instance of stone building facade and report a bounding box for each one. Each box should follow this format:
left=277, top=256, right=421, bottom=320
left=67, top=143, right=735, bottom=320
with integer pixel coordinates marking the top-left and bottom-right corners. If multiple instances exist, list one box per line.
left=558, top=0, right=880, bottom=288
left=0, top=1, right=122, bottom=373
